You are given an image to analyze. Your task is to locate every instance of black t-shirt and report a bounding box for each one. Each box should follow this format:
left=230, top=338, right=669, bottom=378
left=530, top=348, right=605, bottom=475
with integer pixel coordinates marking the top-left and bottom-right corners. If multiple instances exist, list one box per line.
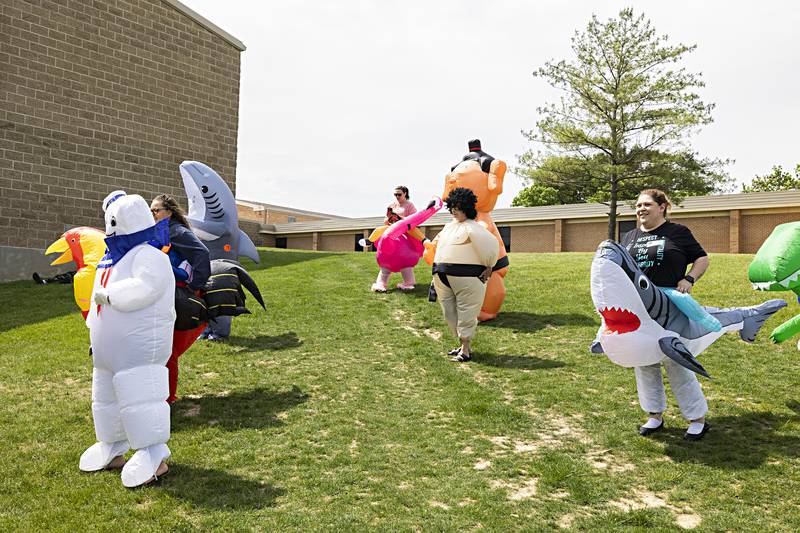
left=620, top=222, right=707, bottom=288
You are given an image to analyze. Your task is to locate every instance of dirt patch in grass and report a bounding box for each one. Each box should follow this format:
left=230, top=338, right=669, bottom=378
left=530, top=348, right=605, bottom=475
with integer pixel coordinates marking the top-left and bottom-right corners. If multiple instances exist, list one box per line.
left=608, top=487, right=702, bottom=529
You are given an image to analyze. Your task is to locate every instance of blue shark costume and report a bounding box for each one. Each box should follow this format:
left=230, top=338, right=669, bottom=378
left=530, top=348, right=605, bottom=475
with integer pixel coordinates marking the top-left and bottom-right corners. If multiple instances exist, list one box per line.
left=179, top=161, right=260, bottom=339
left=590, top=240, right=785, bottom=426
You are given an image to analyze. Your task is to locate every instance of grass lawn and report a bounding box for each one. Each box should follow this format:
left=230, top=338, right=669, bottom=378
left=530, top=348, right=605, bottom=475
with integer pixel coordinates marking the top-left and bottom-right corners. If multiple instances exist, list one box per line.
left=1, top=248, right=799, bottom=531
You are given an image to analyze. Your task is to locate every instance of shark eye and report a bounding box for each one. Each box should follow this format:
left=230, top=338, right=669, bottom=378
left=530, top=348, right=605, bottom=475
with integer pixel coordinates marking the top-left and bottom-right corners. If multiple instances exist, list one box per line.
left=110, top=217, right=117, bottom=227
left=638, top=276, right=650, bottom=290
left=201, top=186, right=208, bottom=193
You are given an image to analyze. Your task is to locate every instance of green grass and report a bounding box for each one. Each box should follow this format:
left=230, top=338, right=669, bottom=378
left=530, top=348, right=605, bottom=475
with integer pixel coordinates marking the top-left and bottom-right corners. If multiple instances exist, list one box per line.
left=1, top=249, right=799, bottom=531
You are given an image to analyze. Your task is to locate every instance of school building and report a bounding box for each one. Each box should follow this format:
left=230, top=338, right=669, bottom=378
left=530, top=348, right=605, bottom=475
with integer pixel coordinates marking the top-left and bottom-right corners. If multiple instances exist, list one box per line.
left=252, top=190, right=800, bottom=255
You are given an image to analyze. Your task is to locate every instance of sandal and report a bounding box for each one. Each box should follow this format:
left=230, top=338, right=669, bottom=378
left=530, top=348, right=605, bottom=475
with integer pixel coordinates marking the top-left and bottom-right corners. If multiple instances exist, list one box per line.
left=141, top=461, right=169, bottom=486
left=106, top=455, right=127, bottom=470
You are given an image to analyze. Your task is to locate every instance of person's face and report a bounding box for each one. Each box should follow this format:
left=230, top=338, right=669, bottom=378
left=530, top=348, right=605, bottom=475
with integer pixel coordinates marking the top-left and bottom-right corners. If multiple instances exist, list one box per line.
left=394, top=189, right=407, bottom=203
left=450, top=207, right=467, bottom=222
left=150, top=199, right=171, bottom=222
left=635, top=194, right=666, bottom=226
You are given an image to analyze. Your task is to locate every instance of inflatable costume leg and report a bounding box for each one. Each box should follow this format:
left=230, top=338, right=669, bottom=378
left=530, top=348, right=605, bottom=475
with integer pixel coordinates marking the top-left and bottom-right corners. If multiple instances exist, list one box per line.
left=372, top=268, right=391, bottom=292
left=633, top=364, right=668, bottom=415
left=397, top=267, right=416, bottom=290
left=167, top=322, right=207, bottom=402
left=663, top=358, right=707, bottom=421
left=80, top=367, right=129, bottom=472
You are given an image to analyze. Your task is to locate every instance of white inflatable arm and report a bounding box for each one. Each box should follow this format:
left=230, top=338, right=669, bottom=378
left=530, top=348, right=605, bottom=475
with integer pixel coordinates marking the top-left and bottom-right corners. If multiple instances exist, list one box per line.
left=105, top=248, right=169, bottom=312
left=469, top=223, right=501, bottom=268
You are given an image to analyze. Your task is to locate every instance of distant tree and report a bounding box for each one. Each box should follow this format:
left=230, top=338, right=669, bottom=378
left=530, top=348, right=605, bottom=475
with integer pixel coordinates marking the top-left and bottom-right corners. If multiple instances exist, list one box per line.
left=742, top=165, right=800, bottom=192
left=515, top=8, right=732, bottom=238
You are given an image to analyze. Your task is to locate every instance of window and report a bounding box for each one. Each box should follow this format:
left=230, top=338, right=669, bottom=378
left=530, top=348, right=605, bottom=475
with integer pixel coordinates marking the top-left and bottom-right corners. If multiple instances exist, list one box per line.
left=617, top=220, right=636, bottom=241
left=275, top=237, right=287, bottom=249
left=355, top=234, right=367, bottom=251
left=287, top=215, right=297, bottom=223
left=498, top=226, right=511, bottom=253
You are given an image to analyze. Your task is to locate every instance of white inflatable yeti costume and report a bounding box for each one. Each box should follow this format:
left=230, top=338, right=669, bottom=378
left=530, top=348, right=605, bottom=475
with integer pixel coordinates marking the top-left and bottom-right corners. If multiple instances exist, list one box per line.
left=79, top=191, right=175, bottom=487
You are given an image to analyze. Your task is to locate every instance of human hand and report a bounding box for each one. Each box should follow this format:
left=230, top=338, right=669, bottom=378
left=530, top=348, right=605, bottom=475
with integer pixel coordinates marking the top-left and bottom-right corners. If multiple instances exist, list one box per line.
left=479, top=267, right=492, bottom=283
left=94, top=288, right=110, bottom=305
left=676, top=279, right=693, bottom=294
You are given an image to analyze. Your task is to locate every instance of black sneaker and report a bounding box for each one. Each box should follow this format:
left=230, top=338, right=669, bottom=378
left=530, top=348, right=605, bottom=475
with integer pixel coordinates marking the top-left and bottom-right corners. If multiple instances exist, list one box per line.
left=638, top=420, right=664, bottom=436
left=450, top=353, right=471, bottom=362
left=32, top=272, right=45, bottom=285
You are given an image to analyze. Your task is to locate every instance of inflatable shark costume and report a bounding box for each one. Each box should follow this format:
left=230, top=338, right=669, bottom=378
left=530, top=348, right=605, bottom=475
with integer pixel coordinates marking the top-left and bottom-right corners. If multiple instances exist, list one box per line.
left=80, top=191, right=175, bottom=487
left=590, top=240, right=785, bottom=423
left=180, top=161, right=260, bottom=339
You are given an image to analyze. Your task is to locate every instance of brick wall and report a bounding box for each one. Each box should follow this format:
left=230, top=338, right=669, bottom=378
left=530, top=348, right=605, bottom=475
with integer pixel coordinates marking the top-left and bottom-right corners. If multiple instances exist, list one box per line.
left=319, top=233, right=355, bottom=252
left=563, top=221, right=607, bottom=252
left=287, top=235, right=313, bottom=250
left=1, top=0, right=242, bottom=252
left=741, top=213, right=799, bottom=253
left=671, top=215, right=730, bottom=253
left=237, top=204, right=332, bottom=225
left=510, top=224, right=554, bottom=252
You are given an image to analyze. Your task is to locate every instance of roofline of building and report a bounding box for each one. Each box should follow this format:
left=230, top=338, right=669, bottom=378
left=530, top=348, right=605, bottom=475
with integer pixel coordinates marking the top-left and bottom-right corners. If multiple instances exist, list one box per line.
left=236, top=199, right=349, bottom=219
left=162, top=0, right=246, bottom=51
left=258, top=190, right=800, bottom=235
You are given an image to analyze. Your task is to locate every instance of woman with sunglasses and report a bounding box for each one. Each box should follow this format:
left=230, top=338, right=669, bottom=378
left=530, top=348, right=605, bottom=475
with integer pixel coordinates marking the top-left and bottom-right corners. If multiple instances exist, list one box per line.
left=150, top=194, right=210, bottom=403
left=360, top=186, right=430, bottom=291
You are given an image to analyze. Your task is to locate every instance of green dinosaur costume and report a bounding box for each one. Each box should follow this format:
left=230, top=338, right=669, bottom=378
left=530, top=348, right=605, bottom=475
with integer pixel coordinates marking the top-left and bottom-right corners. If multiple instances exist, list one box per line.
left=749, top=221, right=800, bottom=343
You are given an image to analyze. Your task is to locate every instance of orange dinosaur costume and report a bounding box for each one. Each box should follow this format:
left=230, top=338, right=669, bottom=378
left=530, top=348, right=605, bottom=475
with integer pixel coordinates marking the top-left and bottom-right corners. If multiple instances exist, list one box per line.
left=424, top=139, right=508, bottom=321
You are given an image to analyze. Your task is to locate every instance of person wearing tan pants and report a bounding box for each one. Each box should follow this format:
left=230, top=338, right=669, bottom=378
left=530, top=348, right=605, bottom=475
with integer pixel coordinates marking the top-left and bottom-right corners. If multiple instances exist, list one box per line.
left=431, top=187, right=499, bottom=362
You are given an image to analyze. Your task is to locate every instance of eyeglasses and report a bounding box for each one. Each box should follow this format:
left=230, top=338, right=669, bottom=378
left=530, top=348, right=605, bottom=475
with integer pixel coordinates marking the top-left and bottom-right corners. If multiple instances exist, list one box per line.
left=151, top=207, right=169, bottom=214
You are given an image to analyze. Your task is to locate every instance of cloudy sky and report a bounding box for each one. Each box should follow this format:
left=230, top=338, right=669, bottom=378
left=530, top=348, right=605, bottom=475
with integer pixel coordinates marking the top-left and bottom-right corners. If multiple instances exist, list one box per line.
left=180, top=0, right=800, bottom=218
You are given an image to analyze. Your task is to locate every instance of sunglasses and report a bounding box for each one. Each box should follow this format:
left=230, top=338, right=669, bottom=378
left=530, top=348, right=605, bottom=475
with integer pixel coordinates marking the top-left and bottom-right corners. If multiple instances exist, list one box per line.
left=394, top=192, right=404, bottom=197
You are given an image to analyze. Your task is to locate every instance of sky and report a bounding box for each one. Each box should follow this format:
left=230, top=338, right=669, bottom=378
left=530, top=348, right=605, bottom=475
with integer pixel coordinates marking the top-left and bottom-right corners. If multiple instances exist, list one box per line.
left=179, top=0, right=800, bottom=218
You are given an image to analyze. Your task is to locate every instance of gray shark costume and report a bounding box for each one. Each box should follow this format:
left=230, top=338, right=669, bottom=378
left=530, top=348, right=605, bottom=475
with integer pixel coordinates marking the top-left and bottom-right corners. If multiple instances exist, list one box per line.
left=590, top=240, right=785, bottom=420
left=180, top=161, right=261, bottom=338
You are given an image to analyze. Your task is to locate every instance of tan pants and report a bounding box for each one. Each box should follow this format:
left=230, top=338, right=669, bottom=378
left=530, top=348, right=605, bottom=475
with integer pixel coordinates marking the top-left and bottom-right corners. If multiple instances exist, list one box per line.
left=433, top=274, right=487, bottom=341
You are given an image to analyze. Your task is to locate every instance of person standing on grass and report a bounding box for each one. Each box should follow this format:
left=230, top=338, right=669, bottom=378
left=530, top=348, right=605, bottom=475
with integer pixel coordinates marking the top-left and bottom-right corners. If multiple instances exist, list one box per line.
left=151, top=194, right=210, bottom=404
left=430, top=187, right=499, bottom=362
left=620, top=189, right=711, bottom=441
left=360, top=185, right=430, bottom=292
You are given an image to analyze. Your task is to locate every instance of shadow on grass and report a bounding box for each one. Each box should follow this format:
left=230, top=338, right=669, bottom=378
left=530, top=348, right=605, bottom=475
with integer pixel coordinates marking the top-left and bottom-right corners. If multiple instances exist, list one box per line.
left=480, top=311, right=597, bottom=333
left=226, top=332, right=302, bottom=352
left=161, top=464, right=284, bottom=509
left=473, top=352, right=567, bottom=370
left=173, top=386, right=308, bottom=431
left=0, top=281, right=77, bottom=334
left=659, top=408, right=800, bottom=469
left=243, top=249, right=338, bottom=272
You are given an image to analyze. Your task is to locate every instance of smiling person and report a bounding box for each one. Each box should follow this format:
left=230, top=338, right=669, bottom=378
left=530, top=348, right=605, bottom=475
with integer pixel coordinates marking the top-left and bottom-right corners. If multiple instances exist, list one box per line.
left=151, top=194, right=210, bottom=403
left=431, top=187, right=499, bottom=362
left=620, top=188, right=711, bottom=440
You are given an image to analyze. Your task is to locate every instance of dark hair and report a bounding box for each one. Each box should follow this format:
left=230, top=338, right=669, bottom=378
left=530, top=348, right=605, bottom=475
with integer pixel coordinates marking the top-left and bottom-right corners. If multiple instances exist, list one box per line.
left=445, top=187, right=478, bottom=219
left=394, top=185, right=409, bottom=199
left=153, top=194, right=191, bottom=229
left=639, top=188, right=672, bottom=218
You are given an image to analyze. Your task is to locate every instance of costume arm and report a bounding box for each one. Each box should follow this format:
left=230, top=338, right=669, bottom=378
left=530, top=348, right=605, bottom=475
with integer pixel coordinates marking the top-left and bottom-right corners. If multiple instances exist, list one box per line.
left=488, top=159, right=506, bottom=195
left=469, top=223, right=500, bottom=268
left=105, top=248, right=171, bottom=312
left=771, top=314, right=800, bottom=343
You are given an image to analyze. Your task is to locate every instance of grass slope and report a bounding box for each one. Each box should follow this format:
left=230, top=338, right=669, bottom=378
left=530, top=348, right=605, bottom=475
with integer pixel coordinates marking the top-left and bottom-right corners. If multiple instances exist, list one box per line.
left=1, top=249, right=799, bottom=531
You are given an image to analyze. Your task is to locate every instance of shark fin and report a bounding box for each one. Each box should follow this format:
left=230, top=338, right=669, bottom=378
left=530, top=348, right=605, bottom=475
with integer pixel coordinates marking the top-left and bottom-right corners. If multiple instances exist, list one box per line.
left=238, top=229, right=261, bottom=264
left=658, top=337, right=710, bottom=378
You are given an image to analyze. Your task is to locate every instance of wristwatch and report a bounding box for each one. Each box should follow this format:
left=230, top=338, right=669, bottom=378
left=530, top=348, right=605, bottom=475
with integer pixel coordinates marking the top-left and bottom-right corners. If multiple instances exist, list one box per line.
left=683, top=274, right=695, bottom=285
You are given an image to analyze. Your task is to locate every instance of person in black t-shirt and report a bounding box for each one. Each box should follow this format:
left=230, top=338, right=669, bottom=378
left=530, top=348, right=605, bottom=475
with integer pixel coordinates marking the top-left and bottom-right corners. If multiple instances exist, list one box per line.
left=619, top=189, right=711, bottom=441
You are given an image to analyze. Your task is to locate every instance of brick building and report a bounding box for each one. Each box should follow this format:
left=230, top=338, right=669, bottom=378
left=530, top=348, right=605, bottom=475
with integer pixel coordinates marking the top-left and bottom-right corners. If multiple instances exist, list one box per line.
left=256, top=190, right=800, bottom=254
left=0, top=0, right=244, bottom=281
left=236, top=199, right=344, bottom=226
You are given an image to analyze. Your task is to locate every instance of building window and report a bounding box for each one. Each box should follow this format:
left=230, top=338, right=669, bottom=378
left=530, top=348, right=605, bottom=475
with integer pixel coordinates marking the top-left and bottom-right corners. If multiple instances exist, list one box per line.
left=617, top=220, right=636, bottom=241
left=498, top=226, right=511, bottom=253
left=355, top=234, right=367, bottom=251
left=275, top=237, right=287, bottom=249
left=287, top=216, right=297, bottom=223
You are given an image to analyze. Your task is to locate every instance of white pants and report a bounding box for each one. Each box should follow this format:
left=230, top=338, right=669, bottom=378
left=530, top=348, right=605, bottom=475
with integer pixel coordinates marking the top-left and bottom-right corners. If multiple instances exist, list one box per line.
left=634, top=358, right=708, bottom=421
left=433, top=274, right=486, bottom=341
